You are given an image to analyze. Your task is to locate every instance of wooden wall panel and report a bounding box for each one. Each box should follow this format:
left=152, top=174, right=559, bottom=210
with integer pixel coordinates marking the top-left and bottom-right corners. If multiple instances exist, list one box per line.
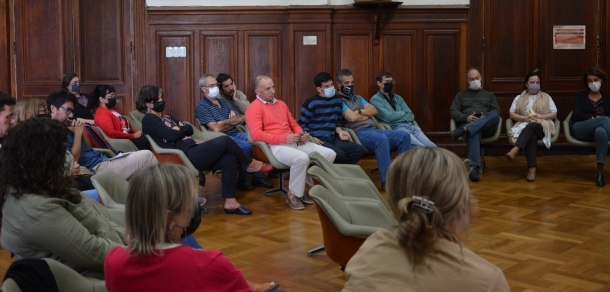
left=14, top=0, right=73, bottom=99
left=423, top=30, right=461, bottom=133
left=0, top=0, right=10, bottom=94
left=336, top=31, right=373, bottom=100
left=244, top=31, right=282, bottom=103
left=156, top=32, right=193, bottom=123
left=199, top=31, right=238, bottom=79
left=293, top=29, right=326, bottom=112
left=379, top=31, right=416, bottom=110
left=483, top=0, right=535, bottom=93
left=78, top=0, right=132, bottom=99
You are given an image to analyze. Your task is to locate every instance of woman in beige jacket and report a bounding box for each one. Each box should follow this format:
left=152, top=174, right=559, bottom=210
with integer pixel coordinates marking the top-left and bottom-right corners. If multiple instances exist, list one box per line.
left=343, top=148, right=509, bottom=292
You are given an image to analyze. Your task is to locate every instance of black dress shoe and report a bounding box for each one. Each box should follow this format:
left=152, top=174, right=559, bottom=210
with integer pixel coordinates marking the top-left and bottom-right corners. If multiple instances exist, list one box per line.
left=224, top=205, right=253, bottom=215
left=596, top=173, right=605, bottom=187
left=451, top=127, right=465, bottom=141
left=237, top=180, right=254, bottom=191
left=469, top=166, right=480, bottom=182
left=252, top=177, right=274, bottom=188
left=381, top=182, right=386, bottom=192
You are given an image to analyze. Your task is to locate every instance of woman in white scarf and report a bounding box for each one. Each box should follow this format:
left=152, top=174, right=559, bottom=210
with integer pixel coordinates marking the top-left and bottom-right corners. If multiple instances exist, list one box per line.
left=505, top=70, right=557, bottom=182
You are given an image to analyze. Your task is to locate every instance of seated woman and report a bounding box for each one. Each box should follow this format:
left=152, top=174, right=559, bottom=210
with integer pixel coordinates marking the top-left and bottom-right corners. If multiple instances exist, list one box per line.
left=105, top=164, right=279, bottom=292
left=14, top=97, right=48, bottom=122
left=504, top=69, right=557, bottom=182
left=89, top=84, right=150, bottom=150
left=137, top=85, right=272, bottom=215
left=62, top=72, right=94, bottom=122
left=0, top=118, right=124, bottom=278
left=570, top=67, right=610, bottom=187
left=343, top=148, right=509, bottom=291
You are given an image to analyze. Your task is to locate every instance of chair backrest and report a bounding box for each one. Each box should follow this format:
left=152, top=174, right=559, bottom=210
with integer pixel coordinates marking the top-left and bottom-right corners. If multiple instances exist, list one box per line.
left=130, top=110, right=145, bottom=123
left=185, top=121, right=226, bottom=142
left=144, top=135, right=200, bottom=177
left=308, top=151, right=339, bottom=174
left=1, top=278, right=22, bottom=292
left=42, top=258, right=107, bottom=292
left=91, top=170, right=129, bottom=206
left=245, top=128, right=290, bottom=169
left=125, top=115, right=141, bottom=131
left=94, top=126, right=139, bottom=153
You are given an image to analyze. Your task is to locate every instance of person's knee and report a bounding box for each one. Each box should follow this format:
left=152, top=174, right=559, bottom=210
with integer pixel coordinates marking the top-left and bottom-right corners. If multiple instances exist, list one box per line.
left=138, top=150, right=158, bottom=164
left=594, top=127, right=609, bottom=141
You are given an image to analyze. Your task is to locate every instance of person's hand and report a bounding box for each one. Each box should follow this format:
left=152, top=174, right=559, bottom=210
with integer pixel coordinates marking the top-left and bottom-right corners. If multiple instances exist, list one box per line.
left=68, top=119, right=84, bottom=135
left=466, top=111, right=478, bottom=123
left=133, top=131, right=143, bottom=138
left=338, top=131, right=351, bottom=141
left=232, top=90, right=238, bottom=101
left=71, top=162, right=81, bottom=177
left=171, top=126, right=181, bottom=131
left=300, top=132, right=310, bottom=142
left=528, top=115, right=538, bottom=121
left=229, top=111, right=236, bottom=118
left=286, top=134, right=300, bottom=144
left=313, top=137, right=324, bottom=145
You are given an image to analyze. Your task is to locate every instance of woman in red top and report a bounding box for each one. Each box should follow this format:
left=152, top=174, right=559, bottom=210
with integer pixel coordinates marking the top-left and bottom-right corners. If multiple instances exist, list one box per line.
left=89, top=85, right=150, bottom=150
left=104, top=164, right=278, bottom=292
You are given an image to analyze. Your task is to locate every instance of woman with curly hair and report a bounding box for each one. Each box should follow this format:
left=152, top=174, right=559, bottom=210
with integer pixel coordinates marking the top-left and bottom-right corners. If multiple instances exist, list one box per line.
left=343, top=148, right=509, bottom=291
left=0, top=118, right=124, bottom=278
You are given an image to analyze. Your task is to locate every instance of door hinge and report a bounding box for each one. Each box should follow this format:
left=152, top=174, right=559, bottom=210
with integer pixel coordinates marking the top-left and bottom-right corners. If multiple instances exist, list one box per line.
left=130, top=40, right=134, bottom=53
left=482, top=37, right=486, bottom=52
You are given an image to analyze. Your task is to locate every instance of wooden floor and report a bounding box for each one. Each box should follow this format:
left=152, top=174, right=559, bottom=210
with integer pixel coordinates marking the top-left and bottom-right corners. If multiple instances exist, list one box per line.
left=1, top=155, right=610, bottom=291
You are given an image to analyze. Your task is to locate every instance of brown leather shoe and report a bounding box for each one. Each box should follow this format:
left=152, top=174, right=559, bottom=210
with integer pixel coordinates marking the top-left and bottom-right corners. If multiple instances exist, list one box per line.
left=527, top=167, right=536, bottom=182
left=286, top=195, right=305, bottom=210
left=505, top=147, right=519, bottom=162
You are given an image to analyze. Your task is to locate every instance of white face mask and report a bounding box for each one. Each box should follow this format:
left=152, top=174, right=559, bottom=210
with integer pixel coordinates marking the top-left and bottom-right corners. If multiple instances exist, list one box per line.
left=469, top=79, right=482, bottom=91
left=589, top=81, right=602, bottom=92
left=528, top=83, right=540, bottom=94
left=208, top=86, right=219, bottom=98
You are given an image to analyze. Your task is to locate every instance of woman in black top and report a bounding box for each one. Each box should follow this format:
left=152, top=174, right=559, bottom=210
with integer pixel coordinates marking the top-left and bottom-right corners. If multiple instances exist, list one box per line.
left=570, top=67, right=610, bottom=187
left=137, top=85, right=272, bottom=215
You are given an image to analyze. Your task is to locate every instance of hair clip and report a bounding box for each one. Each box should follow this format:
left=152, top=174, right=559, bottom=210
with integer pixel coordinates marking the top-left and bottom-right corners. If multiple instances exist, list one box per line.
left=411, top=196, right=435, bottom=214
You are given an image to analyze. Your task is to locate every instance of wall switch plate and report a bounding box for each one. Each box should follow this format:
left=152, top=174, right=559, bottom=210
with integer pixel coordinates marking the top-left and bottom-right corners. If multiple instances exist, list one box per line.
left=179, top=46, right=186, bottom=57
left=166, top=47, right=173, bottom=57
left=303, top=36, right=317, bottom=45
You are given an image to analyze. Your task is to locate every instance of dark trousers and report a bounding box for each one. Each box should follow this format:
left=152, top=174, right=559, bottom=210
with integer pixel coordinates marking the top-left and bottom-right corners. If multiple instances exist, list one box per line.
left=319, top=135, right=367, bottom=164
left=131, top=136, right=151, bottom=151
left=515, top=123, right=544, bottom=167
left=185, top=136, right=253, bottom=199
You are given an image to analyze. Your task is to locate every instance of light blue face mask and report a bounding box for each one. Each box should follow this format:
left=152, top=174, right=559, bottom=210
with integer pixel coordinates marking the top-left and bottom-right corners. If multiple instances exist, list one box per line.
left=323, top=87, right=336, bottom=97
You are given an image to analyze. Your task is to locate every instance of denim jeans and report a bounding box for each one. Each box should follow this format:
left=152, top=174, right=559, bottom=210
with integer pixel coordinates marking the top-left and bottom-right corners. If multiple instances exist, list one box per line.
left=227, top=132, right=264, bottom=180
left=572, top=116, right=610, bottom=164
left=355, top=127, right=411, bottom=182
left=393, top=123, right=436, bottom=148
left=456, top=111, right=500, bottom=167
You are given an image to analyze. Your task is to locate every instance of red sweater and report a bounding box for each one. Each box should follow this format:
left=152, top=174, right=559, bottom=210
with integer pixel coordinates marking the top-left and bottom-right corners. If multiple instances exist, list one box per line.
left=104, top=245, right=252, bottom=292
left=94, top=107, right=138, bottom=139
left=245, top=98, right=303, bottom=145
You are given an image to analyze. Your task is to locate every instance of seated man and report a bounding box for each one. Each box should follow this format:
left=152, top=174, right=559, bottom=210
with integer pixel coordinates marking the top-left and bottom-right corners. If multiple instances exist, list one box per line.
left=0, top=91, right=16, bottom=145
left=217, top=73, right=250, bottom=116
left=370, top=72, right=436, bottom=148
left=48, top=90, right=158, bottom=180
left=299, top=72, right=366, bottom=164
left=245, top=75, right=336, bottom=210
left=336, top=69, right=412, bottom=191
left=195, top=73, right=274, bottom=190
left=450, top=67, right=501, bottom=182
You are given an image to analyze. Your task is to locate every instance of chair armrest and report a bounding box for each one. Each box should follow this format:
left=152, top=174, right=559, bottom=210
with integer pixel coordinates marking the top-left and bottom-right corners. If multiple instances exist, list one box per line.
left=505, top=118, right=514, bottom=143
left=145, top=135, right=200, bottom=177
left=236, top=124, right=246, bottom=132
left=341, top=127, right=360, bottom=144
left=94, top=148, right=116, bottom=158
left=94, top=126, right=139, bottom=153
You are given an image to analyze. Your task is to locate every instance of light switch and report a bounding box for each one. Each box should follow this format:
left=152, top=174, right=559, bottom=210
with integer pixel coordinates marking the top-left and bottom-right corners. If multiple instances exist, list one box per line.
left=303, top=36, right=317, bottom=45
left=165, top=47, right=173, bottom=57
left=179, top=46, right=186, bottom=57
left=172, top=47, right=180, bottom=57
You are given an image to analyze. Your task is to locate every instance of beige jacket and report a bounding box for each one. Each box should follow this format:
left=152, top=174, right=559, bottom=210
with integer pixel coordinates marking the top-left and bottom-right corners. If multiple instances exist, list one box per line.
left=343, top=229, right=509, bottom=292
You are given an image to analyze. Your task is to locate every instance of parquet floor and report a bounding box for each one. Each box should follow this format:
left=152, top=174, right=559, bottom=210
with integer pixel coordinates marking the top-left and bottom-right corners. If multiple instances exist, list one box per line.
left=1, top=155, right=610, bottom=291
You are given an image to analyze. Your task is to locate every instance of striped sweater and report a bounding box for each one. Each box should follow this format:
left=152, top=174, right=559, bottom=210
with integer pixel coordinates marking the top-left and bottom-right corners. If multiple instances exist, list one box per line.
left=298, top=94, right=343, bottom=140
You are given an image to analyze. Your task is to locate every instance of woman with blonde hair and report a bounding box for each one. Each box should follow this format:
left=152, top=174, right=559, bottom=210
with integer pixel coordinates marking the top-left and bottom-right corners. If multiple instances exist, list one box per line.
left=14, top=97, right=48, bottom=122
left=104, top=163, right=279, bottom=292
left=343, top=147, right=509, bottom=291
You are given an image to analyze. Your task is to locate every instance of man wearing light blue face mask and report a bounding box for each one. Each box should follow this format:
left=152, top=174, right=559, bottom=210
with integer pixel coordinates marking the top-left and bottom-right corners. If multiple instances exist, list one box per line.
left=298, top=72, right=366, bottom=165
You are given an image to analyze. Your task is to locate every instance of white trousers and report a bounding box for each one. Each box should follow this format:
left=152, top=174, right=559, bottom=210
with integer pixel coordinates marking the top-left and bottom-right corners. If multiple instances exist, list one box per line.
left=269, top=142, right=336, bottom=197
left=93, top=150, right=158, bottom=180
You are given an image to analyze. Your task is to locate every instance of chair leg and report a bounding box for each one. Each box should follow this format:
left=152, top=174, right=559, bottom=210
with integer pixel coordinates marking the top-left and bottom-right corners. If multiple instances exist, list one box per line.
left=307, top=245, right=325, bottom=256
left=370, top=168, right=379, bottom=174
left=480, top=147, right=486, bottom=172
left=262, top=172, right=289, bottom=196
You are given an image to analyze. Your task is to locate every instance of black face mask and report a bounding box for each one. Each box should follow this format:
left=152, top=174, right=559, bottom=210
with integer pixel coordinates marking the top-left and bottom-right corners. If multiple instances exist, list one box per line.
left=152, top=100, right=165, bottom=112
left=383, top=82, right=393, bottom=93
left=37, top=114, right=51, bottom=118
left=106, top=98, right=117, bottom=109
left=341, top=85, right=354, bottom=95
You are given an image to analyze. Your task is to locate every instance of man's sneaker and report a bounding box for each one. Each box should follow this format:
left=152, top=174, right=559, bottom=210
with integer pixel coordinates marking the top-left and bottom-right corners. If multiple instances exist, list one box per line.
left=451, top=127, right=466, bottom=141
left=469, top=166, right=480, bottom=182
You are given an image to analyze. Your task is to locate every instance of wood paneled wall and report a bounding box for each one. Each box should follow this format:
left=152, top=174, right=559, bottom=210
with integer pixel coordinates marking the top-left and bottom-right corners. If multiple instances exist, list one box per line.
left=137, top=6, right=469, bottom=134
left=0, top=0, right=11, bottom=95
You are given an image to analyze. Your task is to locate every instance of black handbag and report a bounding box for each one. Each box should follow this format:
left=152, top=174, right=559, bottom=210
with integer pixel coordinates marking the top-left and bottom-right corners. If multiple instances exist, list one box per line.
left=184, top=205, right=202, bottom=236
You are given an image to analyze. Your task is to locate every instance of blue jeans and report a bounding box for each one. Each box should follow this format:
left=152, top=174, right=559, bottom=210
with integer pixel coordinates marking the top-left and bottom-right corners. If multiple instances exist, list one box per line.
left=572, top=116, right=610, bottom=164
left=355, top=127, right=411, bottom=182
left=227, top=132, right=264, bottom=180
left=393, top=123, right=436, bottom=148
left=456, top=111, right=500, bottom=167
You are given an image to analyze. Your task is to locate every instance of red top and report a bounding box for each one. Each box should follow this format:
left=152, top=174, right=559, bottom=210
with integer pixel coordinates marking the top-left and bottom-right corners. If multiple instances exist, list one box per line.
left=245, top=98, right=303, bottom=145
left=104, top=245, right=252, bottom=292
left=94, top=107, right=137, bottom=139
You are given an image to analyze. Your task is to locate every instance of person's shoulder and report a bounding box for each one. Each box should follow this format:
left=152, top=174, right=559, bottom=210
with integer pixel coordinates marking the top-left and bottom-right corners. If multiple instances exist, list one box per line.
left=575, top=90, right=589, bottom=99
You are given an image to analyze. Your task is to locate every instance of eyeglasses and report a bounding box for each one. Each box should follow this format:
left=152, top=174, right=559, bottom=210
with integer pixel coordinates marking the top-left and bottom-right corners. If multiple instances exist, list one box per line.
left=60, top=106, right=74, bottom=115
left=383, top=80, right=396, bottom=85
left=204, top=83, right=218, bottom=89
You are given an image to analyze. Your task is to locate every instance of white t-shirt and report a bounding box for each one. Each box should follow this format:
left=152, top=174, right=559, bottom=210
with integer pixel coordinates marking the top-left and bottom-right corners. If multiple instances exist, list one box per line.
left=509, top=94, right=557, bottom=114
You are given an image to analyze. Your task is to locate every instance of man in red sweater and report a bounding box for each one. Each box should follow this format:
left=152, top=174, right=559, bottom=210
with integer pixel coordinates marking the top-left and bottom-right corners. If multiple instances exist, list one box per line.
left=245, top=75, right=336, bottom=210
